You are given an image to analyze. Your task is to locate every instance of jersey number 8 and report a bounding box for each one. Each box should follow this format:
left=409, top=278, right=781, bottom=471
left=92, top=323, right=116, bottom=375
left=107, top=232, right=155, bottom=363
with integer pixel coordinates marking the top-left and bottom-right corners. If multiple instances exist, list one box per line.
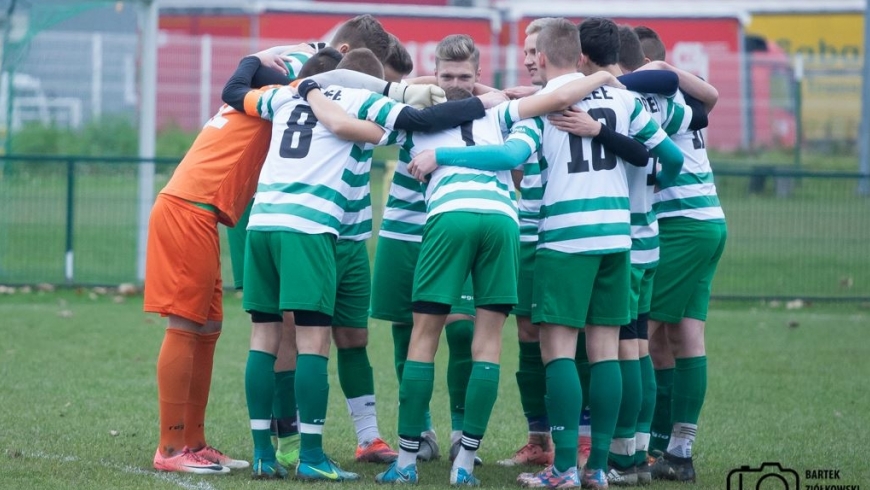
left=280, top=106, right=319, bottom=159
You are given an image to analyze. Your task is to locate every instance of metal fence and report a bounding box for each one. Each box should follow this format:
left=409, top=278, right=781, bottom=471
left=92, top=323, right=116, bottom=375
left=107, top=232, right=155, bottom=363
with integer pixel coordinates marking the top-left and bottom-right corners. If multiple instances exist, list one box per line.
left=2, top=30, right=863, bottom=155
left=1, top=155, right=868, bottom=301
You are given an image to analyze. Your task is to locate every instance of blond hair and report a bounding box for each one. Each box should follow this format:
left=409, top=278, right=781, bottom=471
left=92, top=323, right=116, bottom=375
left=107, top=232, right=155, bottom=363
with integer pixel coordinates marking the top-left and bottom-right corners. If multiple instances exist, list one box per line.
left=526, top=17, right=560, bottom=36
left=435, top=34, right=480, bottom=70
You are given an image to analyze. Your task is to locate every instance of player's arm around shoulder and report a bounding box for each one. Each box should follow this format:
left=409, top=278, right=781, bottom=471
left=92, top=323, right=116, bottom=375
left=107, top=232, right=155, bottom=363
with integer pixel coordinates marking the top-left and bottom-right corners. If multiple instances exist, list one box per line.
left=626, top=97, right=683, bottom=179
left=516, top=71, right=624, bottom=120
left=407, top=121, right=538, bottom=182
left=638, top=60, right=718, bottom=113
left=222, top=49, right=298, bottom=118
left=302, top=81, right=387, bottom=146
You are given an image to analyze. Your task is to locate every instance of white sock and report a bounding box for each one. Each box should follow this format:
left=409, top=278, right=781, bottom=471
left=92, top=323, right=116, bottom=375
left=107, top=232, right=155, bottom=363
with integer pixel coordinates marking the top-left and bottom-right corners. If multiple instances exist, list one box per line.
left=666, top=423, right=697, bottom=458
left=450, top=430, right=462, bottom=446
left=397, top=448, right=417, bottom=468
left=454, top=447, right=477, bottom=472
left=609, top=437, right=636, bottom=457
left=397, top=436, right=419, bottom=468
left=635, top=432, right=651, bottom=454
left=346, top=395, right=380, bottom=446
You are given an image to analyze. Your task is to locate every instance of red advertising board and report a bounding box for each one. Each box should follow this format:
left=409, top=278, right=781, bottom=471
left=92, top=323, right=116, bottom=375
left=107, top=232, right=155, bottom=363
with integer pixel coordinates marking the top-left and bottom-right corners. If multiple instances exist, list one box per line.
left=512, top=16, right=743, bottom=150
left=257, top=12, right=496, bottom=79
left=156, top=11, right=745, bottom=150
left=161, top=15, right=253, bottom=37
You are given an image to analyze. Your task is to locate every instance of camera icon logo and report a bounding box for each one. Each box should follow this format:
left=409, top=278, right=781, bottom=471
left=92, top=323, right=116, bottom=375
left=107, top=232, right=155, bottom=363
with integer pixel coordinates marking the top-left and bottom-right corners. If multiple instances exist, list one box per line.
left=726, top=463, right=800, bottom=490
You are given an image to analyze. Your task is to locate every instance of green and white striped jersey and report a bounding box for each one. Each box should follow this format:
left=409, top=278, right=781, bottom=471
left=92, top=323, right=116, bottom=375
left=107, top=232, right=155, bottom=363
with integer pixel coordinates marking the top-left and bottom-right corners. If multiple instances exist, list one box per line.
left=626, top=91, right=692, bottom=268
left=411, top=100, right=522, bottom=221
left=510, top=72, right=670, bottom=255
left=246, top=85, right=404, bottom=236
left=517, top=152, right=544, bottom=243
left=282, top=43, right=328, bottom=81
left=338, top=142, right=375, bottom=241
left=379, top=148, right=427, bottom=242
left=653, top=90, right=725, bottom=223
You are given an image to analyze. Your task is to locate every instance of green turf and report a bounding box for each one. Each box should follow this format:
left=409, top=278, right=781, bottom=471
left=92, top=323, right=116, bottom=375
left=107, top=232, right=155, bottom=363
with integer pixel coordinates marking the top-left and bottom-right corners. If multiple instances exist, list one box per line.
left=1, top=292, right=868, bottom=489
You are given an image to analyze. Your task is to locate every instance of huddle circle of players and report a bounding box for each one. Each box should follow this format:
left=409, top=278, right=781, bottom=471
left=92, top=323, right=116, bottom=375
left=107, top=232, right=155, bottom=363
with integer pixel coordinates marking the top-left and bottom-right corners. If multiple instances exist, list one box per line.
left=143, top=12, right=725, bottom=489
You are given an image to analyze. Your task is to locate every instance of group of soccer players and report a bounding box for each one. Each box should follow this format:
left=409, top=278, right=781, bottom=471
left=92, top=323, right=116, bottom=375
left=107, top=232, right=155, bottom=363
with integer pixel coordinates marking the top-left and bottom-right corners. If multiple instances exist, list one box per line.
left=143, top=12, right=726, bottom=490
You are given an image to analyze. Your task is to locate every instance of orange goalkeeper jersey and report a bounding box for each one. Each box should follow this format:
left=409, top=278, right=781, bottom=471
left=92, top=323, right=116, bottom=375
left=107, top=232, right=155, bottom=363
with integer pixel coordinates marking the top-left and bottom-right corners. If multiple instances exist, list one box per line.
left=160, top=104, right=271, bottom=227
left=161, top=81, right=302, bottom=227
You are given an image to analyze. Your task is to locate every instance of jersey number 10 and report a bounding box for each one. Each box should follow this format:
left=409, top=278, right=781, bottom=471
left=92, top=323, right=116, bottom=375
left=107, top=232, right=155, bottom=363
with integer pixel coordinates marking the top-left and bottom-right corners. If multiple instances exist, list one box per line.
left=280, top=106, right=319, bottom=159
left=567, top=108, right=618, bottom=173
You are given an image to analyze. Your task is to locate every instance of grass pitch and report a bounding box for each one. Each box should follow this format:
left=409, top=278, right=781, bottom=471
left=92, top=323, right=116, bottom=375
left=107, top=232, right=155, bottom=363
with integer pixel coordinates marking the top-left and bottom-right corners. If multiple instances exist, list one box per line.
left=1, top=291, right=868, bottom=489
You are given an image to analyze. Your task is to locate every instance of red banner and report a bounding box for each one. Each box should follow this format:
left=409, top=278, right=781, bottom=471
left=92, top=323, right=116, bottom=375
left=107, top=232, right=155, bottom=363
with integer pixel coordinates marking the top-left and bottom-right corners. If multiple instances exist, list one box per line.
left=258, top=12, right=496, bottom=79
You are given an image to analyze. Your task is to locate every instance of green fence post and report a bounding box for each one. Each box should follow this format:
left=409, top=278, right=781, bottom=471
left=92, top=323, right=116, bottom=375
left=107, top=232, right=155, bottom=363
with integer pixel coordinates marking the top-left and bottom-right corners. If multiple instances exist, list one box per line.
left=65, top=158, right=75, bottom=284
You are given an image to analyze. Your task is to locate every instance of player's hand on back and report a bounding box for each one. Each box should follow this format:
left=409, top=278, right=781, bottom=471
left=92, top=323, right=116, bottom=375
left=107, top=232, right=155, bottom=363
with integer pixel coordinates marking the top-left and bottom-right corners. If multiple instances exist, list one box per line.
left=504, top=85, right=539, bottom=99
left=408, top=149, right=438, bottom=182
left=252, top=52, right=293, bottom=76
left=547, top=107, right=602, bottom=137
left=477, top=90, right=509, bottom=109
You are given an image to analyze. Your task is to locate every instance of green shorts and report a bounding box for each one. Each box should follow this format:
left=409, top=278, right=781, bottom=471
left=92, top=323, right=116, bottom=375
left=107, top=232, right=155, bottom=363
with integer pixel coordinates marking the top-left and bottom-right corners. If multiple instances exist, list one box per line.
left=370, top=236, right=475, bottom=324
left=532, top=249, right=630, bottom=328
left=650, top=217, right=727, bottom=323
left=512, top=240, right=537, bottom=317
left=413, top=212, right=519, bottom=308
left=334, top=239, right=371, bottom=328
left=242, top=230, right=336, bottom=317
left=226, top=199, right=252, bottom=290
left=453, top=276, right=476, bottom=317
left=630, top=266, right=656, bottom=320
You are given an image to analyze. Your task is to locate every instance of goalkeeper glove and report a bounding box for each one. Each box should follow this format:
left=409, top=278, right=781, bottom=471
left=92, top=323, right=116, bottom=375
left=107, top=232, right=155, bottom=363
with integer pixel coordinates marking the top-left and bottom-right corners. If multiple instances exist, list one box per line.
left=385, top=82, right=447, bottom=108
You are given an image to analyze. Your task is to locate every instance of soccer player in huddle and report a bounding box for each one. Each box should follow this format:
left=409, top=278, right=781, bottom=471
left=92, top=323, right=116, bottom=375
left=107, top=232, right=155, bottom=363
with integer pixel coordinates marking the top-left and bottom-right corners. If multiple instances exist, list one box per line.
left=417, top=18, right=683, bottom=489
left=370, top=34, right=487, bottom=464
left=143, top=42, right=318, bottom=476
left=634, top=25, right=727, bottom=484
left=499, top=17, right=668, bottom=472
left=548, top=20, right=708, bottom=485
left=369, top=38, right=634, bottom=486
left=220, top=14, right=408, bottom=472
left=222, top=41, right=505, bottom=480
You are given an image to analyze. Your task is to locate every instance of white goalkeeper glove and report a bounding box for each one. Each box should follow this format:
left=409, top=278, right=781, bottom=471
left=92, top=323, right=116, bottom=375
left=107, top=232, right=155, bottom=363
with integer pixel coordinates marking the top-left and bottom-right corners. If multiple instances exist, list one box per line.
left=386, top=82, right=447, bottom=108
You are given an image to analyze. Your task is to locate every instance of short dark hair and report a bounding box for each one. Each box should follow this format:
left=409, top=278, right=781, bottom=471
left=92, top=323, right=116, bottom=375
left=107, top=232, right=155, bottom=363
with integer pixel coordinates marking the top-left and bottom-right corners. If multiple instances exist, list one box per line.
left=444, top=86, right=473, bottom=101
left=335, top=48, right=385, bottom=79
left=578, top=17, right=620, bottom=67
left=536, top=18, right=581, bottom=69
left=384, top=33, right=413, bottom=76
left=297, top=47, right=343, bottom=78
left=331, top=14, right=391, bottom=63
left=617, top=25, right=645, bottom=72
left=635, top=25, right=666, bottom=61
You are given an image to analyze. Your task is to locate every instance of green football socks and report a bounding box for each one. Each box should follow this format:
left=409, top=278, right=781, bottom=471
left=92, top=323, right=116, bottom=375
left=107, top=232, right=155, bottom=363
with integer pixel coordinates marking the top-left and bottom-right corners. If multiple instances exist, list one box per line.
left=545, top=358, right=581, bottom=472
left=245, top=350, right=277, bottom=455
left=610, top=359, right=641, bottom=469
left=296, top=354, right=329, bottom=464
left=446, top=319, right=474, bottom=431
left=588, top=360, right=622, bottom=471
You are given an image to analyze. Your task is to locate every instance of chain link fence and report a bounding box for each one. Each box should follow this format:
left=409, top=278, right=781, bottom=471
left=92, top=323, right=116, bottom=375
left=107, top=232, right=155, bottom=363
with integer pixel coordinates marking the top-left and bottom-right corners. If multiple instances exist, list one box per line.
left=1, top=155, right=868, bottom=300
left=1, top=26, right=867, bottom=300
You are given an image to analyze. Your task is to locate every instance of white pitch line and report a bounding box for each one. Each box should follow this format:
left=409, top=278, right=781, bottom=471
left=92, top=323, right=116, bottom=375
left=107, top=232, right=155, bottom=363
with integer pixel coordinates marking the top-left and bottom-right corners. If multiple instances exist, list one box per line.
left=20, top=450, right=217, bottom=490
